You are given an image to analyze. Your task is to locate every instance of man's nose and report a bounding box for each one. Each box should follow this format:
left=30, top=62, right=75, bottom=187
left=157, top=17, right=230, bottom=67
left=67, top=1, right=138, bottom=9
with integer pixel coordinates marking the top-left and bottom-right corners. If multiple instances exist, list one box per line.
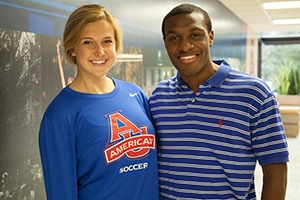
left=178, top=39, right=194, bottom=51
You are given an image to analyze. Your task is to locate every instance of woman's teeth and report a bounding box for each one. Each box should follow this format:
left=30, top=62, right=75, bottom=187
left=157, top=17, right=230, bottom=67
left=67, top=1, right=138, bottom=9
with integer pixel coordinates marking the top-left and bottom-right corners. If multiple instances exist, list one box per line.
left=92, top=60, right=105, bottom=64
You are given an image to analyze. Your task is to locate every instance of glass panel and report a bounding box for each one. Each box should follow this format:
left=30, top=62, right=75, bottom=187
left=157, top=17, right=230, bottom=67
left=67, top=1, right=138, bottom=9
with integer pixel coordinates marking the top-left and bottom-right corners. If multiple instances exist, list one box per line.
left=261, top=43, right=300, bottom=94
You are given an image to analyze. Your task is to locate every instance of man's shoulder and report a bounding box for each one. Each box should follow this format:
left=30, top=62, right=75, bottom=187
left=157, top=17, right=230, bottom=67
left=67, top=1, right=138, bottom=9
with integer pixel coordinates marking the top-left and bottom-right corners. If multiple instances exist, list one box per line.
left=152, top=77, right=178, bottom=92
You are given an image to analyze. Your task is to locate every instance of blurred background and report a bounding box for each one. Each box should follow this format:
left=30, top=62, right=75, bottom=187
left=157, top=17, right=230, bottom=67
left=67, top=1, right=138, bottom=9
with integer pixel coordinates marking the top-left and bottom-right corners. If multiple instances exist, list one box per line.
left=0, top=0, right=299, bottom=199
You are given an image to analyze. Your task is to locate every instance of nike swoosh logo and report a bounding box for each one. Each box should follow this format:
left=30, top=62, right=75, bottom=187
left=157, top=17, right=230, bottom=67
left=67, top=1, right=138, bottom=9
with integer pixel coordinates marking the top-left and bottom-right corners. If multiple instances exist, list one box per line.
left=129, top=92, right=139, bottom=97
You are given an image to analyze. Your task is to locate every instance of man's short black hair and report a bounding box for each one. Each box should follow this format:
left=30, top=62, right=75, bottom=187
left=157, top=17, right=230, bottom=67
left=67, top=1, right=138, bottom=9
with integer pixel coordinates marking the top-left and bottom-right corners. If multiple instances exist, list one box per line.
left=162, top=3, right=212, bottom=38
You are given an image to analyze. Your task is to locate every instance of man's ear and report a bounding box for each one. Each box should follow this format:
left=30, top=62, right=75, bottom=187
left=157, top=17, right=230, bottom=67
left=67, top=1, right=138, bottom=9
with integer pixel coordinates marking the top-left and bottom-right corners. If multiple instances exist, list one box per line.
left=209, top=30, right=214, bottom=47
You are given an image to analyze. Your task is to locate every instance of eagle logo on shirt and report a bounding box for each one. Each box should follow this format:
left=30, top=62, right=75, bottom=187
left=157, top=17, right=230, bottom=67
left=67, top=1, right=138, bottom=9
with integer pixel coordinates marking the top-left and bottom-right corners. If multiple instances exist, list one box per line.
left=103, top=111, right=155, bottom=164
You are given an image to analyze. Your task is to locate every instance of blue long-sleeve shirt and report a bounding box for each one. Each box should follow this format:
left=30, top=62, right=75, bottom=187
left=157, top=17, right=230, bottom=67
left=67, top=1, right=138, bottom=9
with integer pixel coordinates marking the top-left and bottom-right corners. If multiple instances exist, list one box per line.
left=39, top=78, right=159, bottom=200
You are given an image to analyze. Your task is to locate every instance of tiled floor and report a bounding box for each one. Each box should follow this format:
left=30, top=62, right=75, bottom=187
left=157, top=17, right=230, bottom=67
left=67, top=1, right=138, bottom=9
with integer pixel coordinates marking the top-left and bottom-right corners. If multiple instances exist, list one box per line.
left=255, top=135, right=300, bottom=200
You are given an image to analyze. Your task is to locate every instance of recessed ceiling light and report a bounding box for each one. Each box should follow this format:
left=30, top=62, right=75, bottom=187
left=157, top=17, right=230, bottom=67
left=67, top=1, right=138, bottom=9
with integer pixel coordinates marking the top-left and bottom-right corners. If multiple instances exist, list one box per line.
left=273, top=18, right=300, bottom=25
left=263, top=1, right=300, bottom=9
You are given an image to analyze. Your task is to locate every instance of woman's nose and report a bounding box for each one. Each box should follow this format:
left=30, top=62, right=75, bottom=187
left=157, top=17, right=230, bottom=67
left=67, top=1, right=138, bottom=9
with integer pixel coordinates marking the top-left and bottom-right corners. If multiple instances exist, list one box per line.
left=94, top=44, right=105, bottom=56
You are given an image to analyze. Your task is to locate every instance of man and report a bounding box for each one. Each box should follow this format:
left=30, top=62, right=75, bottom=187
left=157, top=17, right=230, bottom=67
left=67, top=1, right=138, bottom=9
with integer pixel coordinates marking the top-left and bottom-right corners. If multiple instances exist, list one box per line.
left=149, top=3, right=289, bottom=200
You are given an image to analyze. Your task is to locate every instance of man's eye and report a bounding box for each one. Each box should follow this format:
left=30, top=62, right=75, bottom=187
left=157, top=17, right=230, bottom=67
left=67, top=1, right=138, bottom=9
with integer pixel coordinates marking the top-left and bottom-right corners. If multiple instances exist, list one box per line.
left=170, top=36, right=178, bottom=41
left=191, top=34, right=200, bottom=38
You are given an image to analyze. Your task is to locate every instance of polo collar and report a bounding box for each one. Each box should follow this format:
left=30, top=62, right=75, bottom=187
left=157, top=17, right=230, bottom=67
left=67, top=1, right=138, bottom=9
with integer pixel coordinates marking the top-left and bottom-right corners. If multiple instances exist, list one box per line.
left=207, top=60, right=231, bottom=87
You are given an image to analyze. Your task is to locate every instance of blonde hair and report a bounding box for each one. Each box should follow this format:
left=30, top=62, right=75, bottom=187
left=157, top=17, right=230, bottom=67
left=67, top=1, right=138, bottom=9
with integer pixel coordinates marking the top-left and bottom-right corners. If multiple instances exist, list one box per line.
left=63, top=4, right=123, bottom=65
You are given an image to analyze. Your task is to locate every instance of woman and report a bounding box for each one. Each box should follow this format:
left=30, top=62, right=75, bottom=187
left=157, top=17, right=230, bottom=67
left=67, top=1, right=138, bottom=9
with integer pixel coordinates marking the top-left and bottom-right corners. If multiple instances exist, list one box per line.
left=38, top=4, right=158, bottom=200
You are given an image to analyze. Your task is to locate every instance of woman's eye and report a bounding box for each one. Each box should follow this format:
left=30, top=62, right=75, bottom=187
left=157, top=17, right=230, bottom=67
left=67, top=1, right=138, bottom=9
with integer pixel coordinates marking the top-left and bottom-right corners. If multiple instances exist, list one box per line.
left=83, top=41, right=92, bottom=45
left=104, top=39, right=113, bottom=44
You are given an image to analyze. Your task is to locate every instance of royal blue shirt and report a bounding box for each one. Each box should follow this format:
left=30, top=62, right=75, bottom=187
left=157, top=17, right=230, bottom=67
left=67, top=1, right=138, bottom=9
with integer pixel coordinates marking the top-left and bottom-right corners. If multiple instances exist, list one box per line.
left=39, top=78, right=159, bottom=200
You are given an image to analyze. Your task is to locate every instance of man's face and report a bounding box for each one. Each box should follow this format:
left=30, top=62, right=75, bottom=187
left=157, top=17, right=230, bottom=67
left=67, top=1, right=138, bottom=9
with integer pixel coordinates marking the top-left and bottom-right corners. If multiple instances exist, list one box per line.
left=163, top=12, right=214, bottom=79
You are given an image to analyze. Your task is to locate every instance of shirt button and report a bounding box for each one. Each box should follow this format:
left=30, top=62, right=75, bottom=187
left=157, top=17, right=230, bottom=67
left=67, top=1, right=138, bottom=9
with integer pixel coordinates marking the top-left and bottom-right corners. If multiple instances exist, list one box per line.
left=191, top=98, right=195, bottom=102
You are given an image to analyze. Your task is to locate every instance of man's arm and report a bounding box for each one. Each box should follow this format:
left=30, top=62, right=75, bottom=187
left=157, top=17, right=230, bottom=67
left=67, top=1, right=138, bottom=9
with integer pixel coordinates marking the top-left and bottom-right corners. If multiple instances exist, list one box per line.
left=261, top=162, right=288, bottom=200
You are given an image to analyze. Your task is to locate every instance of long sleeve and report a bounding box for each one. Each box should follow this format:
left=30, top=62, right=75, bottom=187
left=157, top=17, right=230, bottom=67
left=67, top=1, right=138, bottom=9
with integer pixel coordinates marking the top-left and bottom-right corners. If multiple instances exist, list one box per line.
left=39, top=115, right=78, bottom=200
left=39, top=83, right=159, bottom=200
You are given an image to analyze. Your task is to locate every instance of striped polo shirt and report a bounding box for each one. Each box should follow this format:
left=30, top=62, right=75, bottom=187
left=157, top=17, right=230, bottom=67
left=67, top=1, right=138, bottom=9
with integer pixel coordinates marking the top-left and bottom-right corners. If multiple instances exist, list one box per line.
left=149, top=60, right=289, bottom=200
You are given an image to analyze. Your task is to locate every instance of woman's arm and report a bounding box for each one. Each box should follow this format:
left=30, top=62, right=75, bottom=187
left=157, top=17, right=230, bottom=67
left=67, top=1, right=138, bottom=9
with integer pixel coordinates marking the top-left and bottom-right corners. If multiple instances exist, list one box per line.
left=39, top=116, right=77, bottom=200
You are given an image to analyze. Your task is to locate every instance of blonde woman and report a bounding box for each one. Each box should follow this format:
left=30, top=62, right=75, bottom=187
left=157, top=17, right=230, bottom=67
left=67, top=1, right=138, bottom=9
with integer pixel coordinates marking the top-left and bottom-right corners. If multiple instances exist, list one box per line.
left=39, top=4, right=158, bottom=200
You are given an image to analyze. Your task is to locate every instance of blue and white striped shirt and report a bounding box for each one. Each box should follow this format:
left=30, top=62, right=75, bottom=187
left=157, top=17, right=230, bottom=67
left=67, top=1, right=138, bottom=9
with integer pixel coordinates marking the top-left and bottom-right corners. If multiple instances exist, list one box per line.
left=149, top=60, right=289, bottom=200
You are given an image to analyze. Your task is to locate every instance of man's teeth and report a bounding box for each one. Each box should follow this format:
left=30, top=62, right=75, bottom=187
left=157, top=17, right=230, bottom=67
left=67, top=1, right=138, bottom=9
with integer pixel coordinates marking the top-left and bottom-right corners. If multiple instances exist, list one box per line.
left=92, top=60, right=105, bottom=64
left=180, top=55, right=195, bottom=60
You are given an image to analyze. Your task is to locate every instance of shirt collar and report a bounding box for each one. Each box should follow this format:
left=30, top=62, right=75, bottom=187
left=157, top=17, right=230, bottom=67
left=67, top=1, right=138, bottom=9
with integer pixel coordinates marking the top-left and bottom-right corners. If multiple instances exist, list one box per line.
left=207, top=60, right=231, bottom=87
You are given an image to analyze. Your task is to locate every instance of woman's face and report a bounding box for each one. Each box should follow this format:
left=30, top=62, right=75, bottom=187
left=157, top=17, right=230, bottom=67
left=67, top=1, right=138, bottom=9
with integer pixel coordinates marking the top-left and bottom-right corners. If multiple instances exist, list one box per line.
left=73, top=20, right=117, bottom=80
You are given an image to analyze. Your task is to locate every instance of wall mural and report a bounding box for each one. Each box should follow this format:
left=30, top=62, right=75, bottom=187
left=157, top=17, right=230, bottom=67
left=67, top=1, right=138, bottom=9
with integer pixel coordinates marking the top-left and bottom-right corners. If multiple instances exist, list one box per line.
left=0, top=29, right=45, bottom=199
left=0, top=0, right=247, bottom=199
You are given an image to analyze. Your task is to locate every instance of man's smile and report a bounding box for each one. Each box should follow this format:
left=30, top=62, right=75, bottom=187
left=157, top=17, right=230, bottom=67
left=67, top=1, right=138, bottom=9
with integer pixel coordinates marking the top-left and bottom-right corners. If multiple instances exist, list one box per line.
left=178, top=54, right=198, bottom=63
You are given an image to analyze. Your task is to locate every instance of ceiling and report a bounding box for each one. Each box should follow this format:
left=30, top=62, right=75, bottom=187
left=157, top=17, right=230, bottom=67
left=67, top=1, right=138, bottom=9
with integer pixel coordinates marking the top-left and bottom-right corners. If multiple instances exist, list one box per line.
left=218, top=0, right=300, bottom=35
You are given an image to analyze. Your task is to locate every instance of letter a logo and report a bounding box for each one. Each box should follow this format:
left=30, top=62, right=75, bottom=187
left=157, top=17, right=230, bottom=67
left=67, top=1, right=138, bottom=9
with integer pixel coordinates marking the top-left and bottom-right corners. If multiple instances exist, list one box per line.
left=104, top=111, right=155, bottom=164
